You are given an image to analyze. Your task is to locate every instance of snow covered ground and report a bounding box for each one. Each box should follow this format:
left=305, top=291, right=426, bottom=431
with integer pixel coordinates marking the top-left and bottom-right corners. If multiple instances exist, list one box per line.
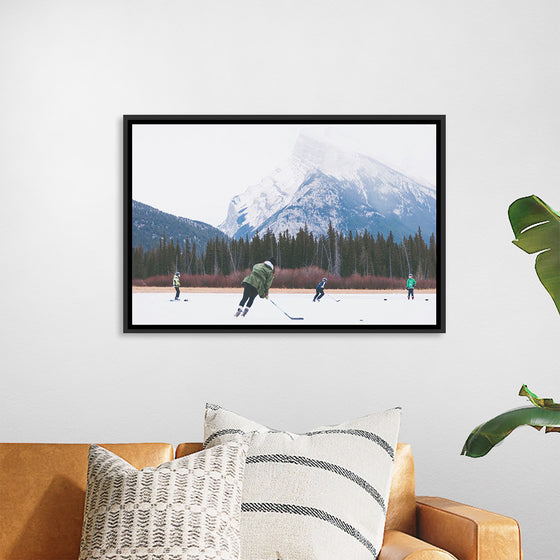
left=132, top=292, right=436, bottom=327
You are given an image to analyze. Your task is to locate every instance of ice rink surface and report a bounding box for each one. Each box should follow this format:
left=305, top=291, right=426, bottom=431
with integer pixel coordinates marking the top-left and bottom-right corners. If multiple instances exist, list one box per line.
left=132, top=292, right=436, bottom=326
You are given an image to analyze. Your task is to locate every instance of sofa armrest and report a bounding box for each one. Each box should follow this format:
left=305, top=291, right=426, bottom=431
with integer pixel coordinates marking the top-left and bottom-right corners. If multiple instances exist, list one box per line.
left=416, top=497, right=522, bottom=560
left=379, top=530, right=457, bottom=559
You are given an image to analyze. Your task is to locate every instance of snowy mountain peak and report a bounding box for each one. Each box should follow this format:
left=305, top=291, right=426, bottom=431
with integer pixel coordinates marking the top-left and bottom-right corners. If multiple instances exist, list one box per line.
left=219, top=133, right=436, bottom=240
left=292, top=133, right=332, bottom=168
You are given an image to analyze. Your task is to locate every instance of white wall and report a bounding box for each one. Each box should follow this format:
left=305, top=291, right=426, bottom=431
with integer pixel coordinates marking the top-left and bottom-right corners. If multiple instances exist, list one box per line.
left=1, top=1, right=559, bottom=558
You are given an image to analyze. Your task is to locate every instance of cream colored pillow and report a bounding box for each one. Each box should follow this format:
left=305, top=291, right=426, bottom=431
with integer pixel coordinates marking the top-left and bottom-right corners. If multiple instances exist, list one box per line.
left=204, top=405, right=401, bottom=560
left=79, top=441, right=248, bottom=560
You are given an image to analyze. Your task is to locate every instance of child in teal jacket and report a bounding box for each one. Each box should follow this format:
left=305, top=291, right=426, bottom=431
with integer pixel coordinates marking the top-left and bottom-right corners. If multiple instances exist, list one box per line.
left=407, top=274, right=416, bottom=300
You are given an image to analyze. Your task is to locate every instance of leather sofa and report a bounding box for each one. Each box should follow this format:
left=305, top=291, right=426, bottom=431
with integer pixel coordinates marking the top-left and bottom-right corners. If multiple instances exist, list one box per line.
left=0, top=442, right=522, bottom=560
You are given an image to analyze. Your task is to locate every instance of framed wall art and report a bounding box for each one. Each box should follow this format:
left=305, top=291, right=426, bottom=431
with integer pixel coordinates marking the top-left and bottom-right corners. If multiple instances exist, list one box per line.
left=124, top=115, right=445, bottom=333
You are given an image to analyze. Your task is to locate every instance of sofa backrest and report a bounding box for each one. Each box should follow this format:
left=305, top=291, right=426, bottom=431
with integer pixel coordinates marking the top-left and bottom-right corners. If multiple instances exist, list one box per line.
left=0, top=443, right=173, bottom=560
left=385, top=442, right=416, bottom=535
left=175, top=441, right=417, bottom=537
left=0, top=440, right=416, bottom=560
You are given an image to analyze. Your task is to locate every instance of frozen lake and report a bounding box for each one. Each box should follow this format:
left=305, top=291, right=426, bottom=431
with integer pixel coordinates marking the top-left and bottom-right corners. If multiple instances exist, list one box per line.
left=132, top=291, right=437, bottom=327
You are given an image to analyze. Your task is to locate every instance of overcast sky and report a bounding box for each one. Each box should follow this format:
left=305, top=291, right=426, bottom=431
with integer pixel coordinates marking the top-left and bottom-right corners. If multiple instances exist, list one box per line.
left=132, top=123, right=437, bottom=227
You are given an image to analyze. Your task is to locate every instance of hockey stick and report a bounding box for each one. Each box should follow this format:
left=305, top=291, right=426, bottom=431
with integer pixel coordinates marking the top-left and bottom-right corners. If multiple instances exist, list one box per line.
left=269, top=298, right=304, bottom=320
left=326, top=293, right=341, bottom=302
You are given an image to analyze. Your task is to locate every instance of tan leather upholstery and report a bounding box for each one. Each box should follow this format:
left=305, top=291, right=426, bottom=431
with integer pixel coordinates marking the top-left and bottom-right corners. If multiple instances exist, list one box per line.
left=0, top=441, right=521, bottom=560
left=175, top=441, right=203, bottom=458
left=380, top=530, right=457, bottom=559
left=175, top=441, right=418, bottom=537
left=386, top=443, right=416, bottom=535
left=0, top=443, right=173, bottom=560
left=416, top=496, right=522, bottom=560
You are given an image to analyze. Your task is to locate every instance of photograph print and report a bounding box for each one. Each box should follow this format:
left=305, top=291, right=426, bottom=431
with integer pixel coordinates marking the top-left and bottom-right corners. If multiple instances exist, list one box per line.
left=124, top=115, right=445, bottom=332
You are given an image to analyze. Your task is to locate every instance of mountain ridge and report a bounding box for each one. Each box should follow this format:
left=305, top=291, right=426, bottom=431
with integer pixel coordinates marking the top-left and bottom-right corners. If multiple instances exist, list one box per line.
left=219, top=134, right=436, bottom=240
left=131, top=200, right=227, bottom=252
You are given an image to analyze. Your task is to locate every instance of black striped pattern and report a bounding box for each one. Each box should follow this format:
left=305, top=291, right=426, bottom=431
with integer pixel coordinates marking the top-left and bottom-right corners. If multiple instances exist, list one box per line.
left=242, top=502, right=377, bottom=557
left=304, top=429, right=395, bottom=459
left=203, top=428, right=247, bottom=448
left=204, top=404, right=401, bottom=560
left=205, top=428, right=394, bottom=459
left=247, top=454, right=386, bottom=512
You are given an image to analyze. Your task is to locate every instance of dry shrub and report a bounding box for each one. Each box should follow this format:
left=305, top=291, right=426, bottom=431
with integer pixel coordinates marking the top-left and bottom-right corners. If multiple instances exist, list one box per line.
left=139, top=268, right=437, bottom=290
left=143, top=275, right=173, bottom=287
left=273, top=266, right=327, bottom=289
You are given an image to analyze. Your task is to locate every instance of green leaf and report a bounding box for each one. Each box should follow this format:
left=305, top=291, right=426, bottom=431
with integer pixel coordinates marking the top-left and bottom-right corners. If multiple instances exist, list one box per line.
left=461, top=406, right=560, bottom=458
left=508, top=195, right=560, bottom=314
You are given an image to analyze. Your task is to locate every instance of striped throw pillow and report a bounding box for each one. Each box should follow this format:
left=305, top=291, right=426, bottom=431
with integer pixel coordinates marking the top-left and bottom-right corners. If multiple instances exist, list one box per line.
left=79, top=441, right=248, bottom=560
left=204, top=405, right=401, bottom=560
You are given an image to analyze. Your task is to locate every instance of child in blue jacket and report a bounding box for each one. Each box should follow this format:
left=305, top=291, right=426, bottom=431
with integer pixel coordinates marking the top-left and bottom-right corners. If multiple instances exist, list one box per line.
left=313, top=277, right=327, bottom=302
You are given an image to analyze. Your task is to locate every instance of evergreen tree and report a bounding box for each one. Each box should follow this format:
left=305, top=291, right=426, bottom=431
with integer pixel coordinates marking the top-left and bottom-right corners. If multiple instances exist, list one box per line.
left=427, top=233, right=437, bottom=280
left=131, top=223, right=437, bottom=282
left=387, top=231, right=395, bottom=278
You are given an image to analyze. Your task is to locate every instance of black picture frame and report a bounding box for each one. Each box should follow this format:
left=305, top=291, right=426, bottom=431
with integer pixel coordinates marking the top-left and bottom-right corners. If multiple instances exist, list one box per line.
left=124, top=115, right=445, bottom=333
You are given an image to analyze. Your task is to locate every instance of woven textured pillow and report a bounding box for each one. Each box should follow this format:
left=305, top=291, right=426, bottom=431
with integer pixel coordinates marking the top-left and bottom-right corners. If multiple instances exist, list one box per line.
left=204, top=405, right=401, bottom=560
left=79, top=441, right=248, bottom=560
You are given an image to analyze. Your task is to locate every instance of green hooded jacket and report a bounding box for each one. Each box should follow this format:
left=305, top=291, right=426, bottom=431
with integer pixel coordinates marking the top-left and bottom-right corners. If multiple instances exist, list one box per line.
left=407, top=277, right=416, bottom=289
left=243, top=262, right=274, bottom=298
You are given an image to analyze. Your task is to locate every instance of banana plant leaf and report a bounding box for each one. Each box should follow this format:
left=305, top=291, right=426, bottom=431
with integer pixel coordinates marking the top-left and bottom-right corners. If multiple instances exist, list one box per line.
left=508, top=195, right=560, bottom=314
left=462, top=386, right=560, bottom=458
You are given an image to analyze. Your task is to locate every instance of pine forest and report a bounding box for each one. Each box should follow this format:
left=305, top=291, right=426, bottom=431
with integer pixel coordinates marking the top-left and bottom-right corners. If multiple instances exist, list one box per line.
left=132, top=224, right=437, bottom=290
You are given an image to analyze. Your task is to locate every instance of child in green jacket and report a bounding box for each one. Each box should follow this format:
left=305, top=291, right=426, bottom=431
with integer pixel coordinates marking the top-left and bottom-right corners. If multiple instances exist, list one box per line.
left=235, top=258, right=276, bottom=317
left=407, top=274, right=416, bottom=300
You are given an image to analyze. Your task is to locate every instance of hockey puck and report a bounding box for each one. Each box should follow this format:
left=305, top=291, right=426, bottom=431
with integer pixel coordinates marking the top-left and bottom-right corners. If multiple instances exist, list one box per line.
left=384, top=298, right=387, bottom=301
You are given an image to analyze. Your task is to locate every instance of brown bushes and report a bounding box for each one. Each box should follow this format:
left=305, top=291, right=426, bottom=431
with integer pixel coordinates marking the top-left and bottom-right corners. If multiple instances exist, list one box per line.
left=136, top=266, right=436, bottom=290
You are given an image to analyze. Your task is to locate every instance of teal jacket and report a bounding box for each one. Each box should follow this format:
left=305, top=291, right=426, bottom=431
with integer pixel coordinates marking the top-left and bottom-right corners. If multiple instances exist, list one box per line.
left=243, top=262, right=274, bottom=298
left=407, top=277, right=416, bottom=289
